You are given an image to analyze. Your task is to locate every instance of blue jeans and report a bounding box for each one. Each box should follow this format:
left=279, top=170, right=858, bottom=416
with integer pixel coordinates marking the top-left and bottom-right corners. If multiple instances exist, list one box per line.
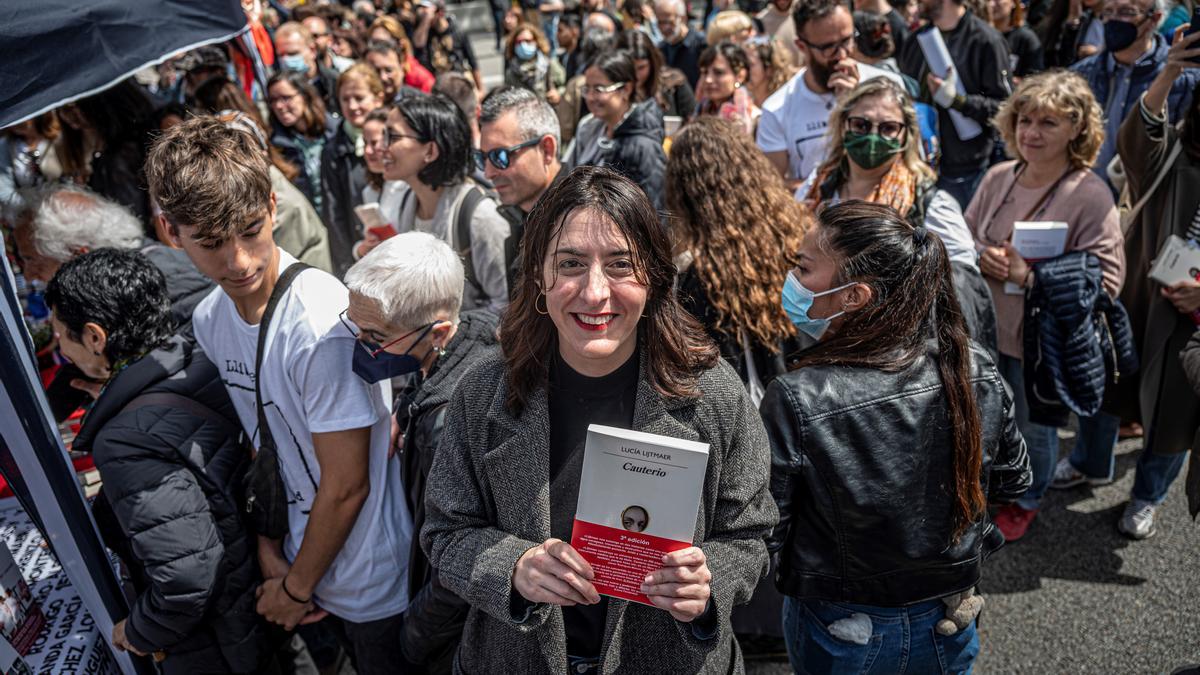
left=1066, top=411, right=1120, bottom=481
left=997, top=355, right=1059, bottom=510
left=782, top=597, right=979, bottom=675
left=936, top=169, right=985, bottom=212
left=1132, top=445, right=1189, bottom=504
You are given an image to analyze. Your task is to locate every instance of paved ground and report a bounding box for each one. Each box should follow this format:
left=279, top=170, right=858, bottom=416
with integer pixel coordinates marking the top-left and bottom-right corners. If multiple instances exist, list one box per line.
left=464, top=20, right=1200, bottom=675
left=745, top=433, right=1200, bottom=675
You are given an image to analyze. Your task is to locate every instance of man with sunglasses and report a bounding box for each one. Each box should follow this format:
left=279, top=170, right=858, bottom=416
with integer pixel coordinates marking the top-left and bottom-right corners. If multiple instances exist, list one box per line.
left=1069, top=0, right=1200, bottom=190
left=478, top=87, right=565, bottom=290
left=897, top=0, right=1012, bottom=209
left=756, top=0, right=906, bottom=188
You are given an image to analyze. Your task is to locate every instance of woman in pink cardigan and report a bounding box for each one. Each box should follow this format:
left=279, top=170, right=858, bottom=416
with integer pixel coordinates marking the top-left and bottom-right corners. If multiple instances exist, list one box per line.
left=965, top=70, right=1125, bottom=542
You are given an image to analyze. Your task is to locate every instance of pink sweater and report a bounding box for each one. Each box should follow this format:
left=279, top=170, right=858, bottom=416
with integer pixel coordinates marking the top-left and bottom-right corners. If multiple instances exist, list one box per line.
left=965, top=160, right=1126, bottom=360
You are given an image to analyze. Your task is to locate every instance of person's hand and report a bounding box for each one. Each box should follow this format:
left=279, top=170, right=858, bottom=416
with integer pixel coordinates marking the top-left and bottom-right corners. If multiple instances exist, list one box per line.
left=979, top=246, right=1011, bottom=283
left=512, top=538, right=601, bottom=606
left=827, top=60, right=860, bottom=96
left=1002, top=242, right=1031, bottom=287
left=546, top=87, right=562, bottom=105
left=641, top=547, right=712, bottom=623
left=112, top=620, right=147, bottom=657
left=418, top=4, right=436, bottom=23
left=355, top=231, right=382, bottom=259
left=70, top=378, right=103, bottom=400
left=256, top=577, right=315, bottom=631
left=929, top=67, right=959, bottom=108
left=1166, top=26, right=1200, bottom=72
left=257, top=538, right=291, bottom=580
left=641, top=3, right=656, bottom=22
left=1162, top=278, right=1200, bottom=313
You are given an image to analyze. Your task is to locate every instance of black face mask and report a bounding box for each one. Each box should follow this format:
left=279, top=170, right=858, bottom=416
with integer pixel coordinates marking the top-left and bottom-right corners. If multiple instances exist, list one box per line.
left=1103, top=18, right=1142, bottom=52
left=351, top=323, right=437, bottom=383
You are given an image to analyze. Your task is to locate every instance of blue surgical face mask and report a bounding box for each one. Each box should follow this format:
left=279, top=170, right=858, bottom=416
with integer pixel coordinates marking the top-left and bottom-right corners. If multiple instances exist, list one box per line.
left=514, top=42, right=538, bottom=61
left=351, top=323, right=437, bottom=383
left=280, top=54, right=309, bottom=73
left=781, top=272, right=856, bottom=340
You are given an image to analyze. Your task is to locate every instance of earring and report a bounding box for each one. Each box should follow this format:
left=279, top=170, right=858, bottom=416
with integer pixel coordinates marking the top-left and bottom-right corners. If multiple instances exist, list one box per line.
left=535, top=293, right=549, bottom=315
left=434, top=344, right=447, bottom=357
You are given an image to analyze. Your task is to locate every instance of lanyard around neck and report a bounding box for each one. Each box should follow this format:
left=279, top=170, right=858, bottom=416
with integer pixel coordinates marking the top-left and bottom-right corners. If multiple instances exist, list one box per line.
left=981, top=163, right=1074, bottom=246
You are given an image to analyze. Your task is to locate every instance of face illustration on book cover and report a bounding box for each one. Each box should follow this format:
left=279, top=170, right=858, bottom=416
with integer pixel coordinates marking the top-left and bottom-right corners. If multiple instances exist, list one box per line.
left=0, top=545, right=43, bottom=656
left=620, top=506, right=649, bottom=533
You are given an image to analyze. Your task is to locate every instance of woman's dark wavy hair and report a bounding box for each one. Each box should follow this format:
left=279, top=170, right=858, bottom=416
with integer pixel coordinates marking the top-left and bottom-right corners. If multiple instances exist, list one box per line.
left=587, top=50, right=643, bottom=102
left=501, top=165, right=719, bottom=414
left=395, top=92, right=472, bottom=189
left=618, top=30, right=665, bottom=105
left=45, top=248, right=175, bottom=365
left=798, top=201, right=985, bottom=539
left=698, top=40, right=750, bottom=82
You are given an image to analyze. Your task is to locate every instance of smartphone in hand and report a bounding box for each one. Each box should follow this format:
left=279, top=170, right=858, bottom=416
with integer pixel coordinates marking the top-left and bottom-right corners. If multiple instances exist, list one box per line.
left=354, top=203, right=397, bottom=242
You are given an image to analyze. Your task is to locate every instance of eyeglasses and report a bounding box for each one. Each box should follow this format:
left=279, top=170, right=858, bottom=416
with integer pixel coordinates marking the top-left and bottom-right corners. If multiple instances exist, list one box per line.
left=845, top=116, right=907, bottom=139
left=473, top=138, right=542, bottom=171
left=581, top=82, right=628, bottom=96
left=384, top=127, right=425, bottom=147
left=267, top=92, right=301, bottom=106
left=1099, top=7, right=1150, bottom=20
left=800, top=31, right=858, bottom=56
left=339, top=309, right=436, bottom=358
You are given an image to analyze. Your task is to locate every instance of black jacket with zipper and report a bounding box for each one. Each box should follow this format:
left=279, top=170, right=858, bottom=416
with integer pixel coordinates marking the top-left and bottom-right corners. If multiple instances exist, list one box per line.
left=319, top=122, right=368, bottom=278
left=762, top=340, right=1031, bottom=606
left=397, top=310, right=501, bottom=673
left=72, top=335, right=263, bottom=674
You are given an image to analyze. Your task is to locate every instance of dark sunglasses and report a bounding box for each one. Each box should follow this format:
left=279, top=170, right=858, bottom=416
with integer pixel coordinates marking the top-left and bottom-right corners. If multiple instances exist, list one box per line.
left=845, top=116, right=906, bottom=140
left=472, top=138, right=541, bottom=171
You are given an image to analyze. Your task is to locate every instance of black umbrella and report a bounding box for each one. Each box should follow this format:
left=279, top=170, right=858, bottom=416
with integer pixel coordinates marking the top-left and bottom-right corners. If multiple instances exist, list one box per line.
left=0, top=0, right=248, bottom=129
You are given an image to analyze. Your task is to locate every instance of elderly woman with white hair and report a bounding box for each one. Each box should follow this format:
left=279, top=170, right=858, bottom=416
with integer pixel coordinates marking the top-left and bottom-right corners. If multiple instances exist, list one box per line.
left=342, top=230, right=500, bottom=674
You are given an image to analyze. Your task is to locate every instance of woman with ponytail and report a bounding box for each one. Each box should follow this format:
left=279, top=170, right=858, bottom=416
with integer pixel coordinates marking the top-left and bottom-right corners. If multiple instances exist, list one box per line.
left=761, top=200, right=1031, bottom=674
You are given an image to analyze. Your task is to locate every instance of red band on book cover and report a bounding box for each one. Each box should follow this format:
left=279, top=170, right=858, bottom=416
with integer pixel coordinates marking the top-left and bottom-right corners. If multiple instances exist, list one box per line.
left=570, top=519, right=692, bottom=606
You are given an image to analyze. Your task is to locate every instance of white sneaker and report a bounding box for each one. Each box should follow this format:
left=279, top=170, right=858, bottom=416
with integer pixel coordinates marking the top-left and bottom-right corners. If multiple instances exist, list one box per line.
left=1049, top=458, right=1111, bottom=489
left=1118, top=499, right=1158, bottom=540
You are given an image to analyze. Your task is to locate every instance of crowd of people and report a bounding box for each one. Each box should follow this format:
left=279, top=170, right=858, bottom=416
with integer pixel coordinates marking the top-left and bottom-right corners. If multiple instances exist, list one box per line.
left=3, top=0, right=1200, bottom=672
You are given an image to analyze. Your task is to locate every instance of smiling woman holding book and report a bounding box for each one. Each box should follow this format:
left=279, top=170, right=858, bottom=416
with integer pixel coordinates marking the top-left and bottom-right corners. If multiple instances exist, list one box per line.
left=964, top=70, right=1123, bottom=542
left=421, top=165, right=778, bottom=674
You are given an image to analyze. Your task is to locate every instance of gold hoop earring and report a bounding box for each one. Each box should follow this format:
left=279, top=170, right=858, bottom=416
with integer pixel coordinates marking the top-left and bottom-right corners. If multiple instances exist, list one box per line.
left=535, top=293, right=549, bottom=315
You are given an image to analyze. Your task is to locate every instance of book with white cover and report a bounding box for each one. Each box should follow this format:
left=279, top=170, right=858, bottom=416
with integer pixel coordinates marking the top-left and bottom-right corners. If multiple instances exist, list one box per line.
left=1005, top=221, right=1069, bottom=295
left=571, top=424, right=709, bottom=605
left=914, top=27, right=982, bottom=141
left=1149, top=235, right=1200, bottom=286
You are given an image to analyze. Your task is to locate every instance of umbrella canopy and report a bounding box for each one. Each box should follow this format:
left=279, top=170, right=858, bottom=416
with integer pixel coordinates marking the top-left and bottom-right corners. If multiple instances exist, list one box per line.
left=0, top=0, right=247, bottom=129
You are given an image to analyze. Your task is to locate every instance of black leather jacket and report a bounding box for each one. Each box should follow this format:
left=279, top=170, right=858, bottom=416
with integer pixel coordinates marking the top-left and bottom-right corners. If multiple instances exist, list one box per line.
left=761, top=341, right=1031, bottom=606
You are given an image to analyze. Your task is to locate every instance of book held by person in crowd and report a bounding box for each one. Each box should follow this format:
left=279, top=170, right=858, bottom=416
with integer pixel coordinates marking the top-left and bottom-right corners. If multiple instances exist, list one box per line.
left=1006, top=221, right=1069, bottom=295
left=570, top=425, right=709, bottom=606
left=1148, top=234, right=1200, bottom=287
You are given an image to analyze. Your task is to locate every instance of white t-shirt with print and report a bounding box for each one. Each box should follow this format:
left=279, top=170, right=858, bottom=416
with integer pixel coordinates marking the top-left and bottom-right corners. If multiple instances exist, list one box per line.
left=756, top=63, right=906, bottom=181
left=192, top=249, right=411, bottom=623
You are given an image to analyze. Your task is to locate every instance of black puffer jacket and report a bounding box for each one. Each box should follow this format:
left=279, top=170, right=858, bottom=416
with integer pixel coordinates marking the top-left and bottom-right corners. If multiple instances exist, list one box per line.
left=1024, top=251, right=1139, bottom=427
left=73, top=336, right=264, bottom=675
left=397, top=310, right=500, bottom=673
left=319, top=122, right=368, bottom=278
left=762, top=340, right=1031, bottom=606
left=565, top=99, right=667, bottom=210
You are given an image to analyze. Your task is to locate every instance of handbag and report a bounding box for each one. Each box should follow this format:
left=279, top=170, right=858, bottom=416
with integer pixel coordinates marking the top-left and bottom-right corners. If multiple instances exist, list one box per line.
left=243, top=262, right=311, bottom=539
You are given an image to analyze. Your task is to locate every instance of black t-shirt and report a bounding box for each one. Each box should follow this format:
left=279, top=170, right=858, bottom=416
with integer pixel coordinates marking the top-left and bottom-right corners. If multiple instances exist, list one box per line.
left=547, top=348, right=639, bottom=658
left=661, top=30, right=707, bottom=90
left=1004, top=25, right=1044, bottom=77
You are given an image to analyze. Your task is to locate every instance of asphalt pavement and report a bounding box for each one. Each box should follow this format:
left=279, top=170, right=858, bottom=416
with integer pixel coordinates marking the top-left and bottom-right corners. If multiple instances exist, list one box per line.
left=464, top=25, right=1200, bottom=675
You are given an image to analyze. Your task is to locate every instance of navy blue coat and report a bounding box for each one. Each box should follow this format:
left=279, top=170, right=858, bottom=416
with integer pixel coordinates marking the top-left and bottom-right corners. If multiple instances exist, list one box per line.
left=1023, top=252, right=1138, bottom=426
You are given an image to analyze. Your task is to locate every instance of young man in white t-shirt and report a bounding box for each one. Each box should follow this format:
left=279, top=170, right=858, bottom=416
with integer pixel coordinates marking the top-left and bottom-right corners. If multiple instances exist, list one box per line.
left=756, top=0, right=905, bottom=187
left=146, top=116, right=411, bottom=673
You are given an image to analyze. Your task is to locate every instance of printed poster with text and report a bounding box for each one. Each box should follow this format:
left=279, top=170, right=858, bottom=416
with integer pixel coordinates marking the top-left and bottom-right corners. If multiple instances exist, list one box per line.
left=571, top=424, right=708, bottom=605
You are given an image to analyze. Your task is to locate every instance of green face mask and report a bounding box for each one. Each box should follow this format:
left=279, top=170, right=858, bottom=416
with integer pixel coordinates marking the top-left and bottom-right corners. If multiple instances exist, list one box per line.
left=843, top=132, right=903, bottom=170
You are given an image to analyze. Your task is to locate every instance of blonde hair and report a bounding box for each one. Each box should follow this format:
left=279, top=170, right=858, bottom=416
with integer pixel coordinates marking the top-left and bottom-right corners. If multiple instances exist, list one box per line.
left=993, top=69, right=1104, bottom=169
left=814, top=78, right=935, bottom=185
left=707, top=10, right=755, bottom=45
left=337, top=62, right=387, bottom=102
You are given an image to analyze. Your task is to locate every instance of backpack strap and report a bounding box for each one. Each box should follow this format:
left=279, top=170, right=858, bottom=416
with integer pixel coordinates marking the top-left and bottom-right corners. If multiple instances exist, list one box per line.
left=255, top=263, right=311, bottom=452
left=455, top=186, right=486, bottom=304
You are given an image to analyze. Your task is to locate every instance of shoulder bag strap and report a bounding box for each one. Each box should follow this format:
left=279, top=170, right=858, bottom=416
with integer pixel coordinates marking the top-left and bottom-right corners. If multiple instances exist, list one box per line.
left=455, top=186, right=486, bottom=301
left=1122, top=140, right=1183, bottom=235
left=255, top=263, right=312, bottom=451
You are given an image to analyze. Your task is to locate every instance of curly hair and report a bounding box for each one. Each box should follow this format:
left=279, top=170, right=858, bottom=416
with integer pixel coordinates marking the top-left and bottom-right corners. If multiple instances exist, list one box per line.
left=665, top=116, right=810, bottom=349
left=505, top=22, right=551, bottom=61
left=745, top=36, right=797, bottom=104
left=993, top=69, right=1104, bottom=169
